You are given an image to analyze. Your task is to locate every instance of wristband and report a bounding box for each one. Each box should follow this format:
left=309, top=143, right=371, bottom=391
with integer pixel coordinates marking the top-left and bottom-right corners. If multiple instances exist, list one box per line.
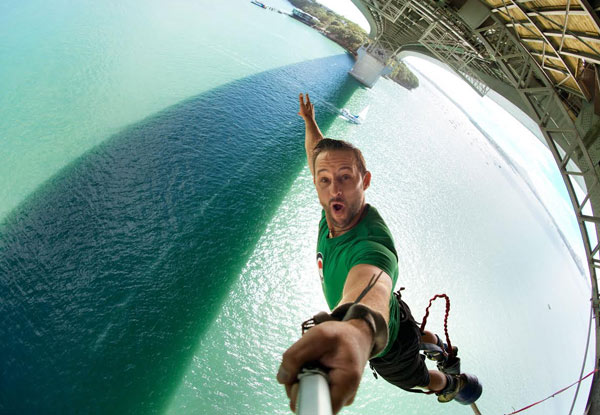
left=339, top=303, right=388, bottom=358
left=301, top=303, right=389, bottom=358
left=301, top=303, right=354, bottom=334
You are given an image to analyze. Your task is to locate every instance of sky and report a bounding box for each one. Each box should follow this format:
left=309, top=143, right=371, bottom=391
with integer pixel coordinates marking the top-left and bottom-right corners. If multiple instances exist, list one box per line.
left=314, top=0, right=371, bottom=31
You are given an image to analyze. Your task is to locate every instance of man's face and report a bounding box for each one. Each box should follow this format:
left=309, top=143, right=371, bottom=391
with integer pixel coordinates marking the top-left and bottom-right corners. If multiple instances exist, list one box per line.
left=313, top=149, right=371, bottom=232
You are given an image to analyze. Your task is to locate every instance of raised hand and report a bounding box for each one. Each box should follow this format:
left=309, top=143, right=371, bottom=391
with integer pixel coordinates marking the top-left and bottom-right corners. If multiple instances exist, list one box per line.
left=298, top=92, right=316, bottom=122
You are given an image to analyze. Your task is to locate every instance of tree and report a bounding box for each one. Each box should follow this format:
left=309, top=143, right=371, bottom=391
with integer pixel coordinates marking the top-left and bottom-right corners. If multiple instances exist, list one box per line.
left=389, top=61, right=419, bottom=90
left=287, top=0, right=374, bottom=55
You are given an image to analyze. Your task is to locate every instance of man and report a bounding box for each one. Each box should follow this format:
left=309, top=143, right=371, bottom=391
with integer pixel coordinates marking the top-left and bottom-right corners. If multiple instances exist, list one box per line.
left=277, top=93, right=481, bottom=414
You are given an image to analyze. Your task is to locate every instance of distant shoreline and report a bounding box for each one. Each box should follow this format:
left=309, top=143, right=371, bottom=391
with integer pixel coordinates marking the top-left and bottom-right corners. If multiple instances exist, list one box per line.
left=284, top=0, right=418, bottom=89
left=286, top=1, right=366, bottom=52
left=409, top=63, right=587, bottom=278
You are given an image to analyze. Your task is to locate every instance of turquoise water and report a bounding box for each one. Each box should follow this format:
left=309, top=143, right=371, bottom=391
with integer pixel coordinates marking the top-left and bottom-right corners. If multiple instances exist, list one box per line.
left=0, top=0, right=340, bottom=220
left=0, top=0, right=593, bottom=414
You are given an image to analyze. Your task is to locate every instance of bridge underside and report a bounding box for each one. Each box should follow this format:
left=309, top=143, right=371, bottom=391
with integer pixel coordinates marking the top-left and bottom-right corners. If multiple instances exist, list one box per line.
left=350, top=0, right=600, bottom=412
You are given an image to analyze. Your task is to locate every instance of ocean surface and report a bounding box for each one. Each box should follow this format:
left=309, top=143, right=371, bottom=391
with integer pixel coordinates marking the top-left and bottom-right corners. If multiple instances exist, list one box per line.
left=0, top=0, right=593, bottom=414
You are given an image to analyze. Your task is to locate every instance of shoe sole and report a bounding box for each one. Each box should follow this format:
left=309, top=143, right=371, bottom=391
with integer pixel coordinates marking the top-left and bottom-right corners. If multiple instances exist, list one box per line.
left=455, top=373, right=482, bottom=405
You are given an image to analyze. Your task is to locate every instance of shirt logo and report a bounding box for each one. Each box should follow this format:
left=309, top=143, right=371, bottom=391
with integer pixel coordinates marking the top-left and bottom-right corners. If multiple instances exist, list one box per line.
left=316, top=252, right=324, bottom=284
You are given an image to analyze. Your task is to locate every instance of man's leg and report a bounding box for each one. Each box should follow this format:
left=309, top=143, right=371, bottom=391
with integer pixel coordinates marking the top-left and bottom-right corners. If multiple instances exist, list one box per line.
left=381, top=295, right=481, bottom=404
left=420, top=332, right=483, bottom=404
left=427, top=369, right=447, bottom=392
left=421, top=330, right=438, bottom=345
left=421, top=330, right=461, bottom=375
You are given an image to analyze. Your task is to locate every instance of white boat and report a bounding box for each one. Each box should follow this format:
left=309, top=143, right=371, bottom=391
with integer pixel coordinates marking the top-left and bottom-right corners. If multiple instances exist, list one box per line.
left=340, top=108, right=362, bottom=124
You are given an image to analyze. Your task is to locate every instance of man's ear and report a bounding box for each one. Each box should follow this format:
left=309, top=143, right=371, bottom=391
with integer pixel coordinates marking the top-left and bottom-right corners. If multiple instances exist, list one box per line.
left=363, top=171, right=371, bottom=190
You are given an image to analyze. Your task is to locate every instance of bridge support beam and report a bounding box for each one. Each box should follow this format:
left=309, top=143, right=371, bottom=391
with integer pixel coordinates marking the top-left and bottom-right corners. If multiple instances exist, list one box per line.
left=349, top=46, right=392, bottom=88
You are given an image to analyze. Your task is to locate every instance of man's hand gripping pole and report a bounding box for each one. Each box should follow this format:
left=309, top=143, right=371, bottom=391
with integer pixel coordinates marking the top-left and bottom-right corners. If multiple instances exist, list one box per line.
left=301, top=271, right=389, bottom=358
left=286, top=271, right=389, bottom=414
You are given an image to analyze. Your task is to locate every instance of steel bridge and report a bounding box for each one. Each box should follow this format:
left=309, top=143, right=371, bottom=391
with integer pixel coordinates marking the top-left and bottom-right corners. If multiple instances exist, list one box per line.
left=348, top=0, right=600, bottom=412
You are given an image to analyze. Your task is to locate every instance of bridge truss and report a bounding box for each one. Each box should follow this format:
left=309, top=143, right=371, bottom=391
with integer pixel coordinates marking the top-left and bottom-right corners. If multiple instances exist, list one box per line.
left=352, top=0, right=600, bottom=411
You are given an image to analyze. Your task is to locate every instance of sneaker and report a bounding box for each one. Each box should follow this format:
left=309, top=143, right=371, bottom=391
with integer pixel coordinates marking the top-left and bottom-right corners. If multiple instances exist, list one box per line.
left=437, top=353, right=460, bottom=375
left=436, top=335, right=460, bottom=375
left=437, top=373, right=482, bottom=405
left=437, top=374, right=462, bottom=403
left=422, top=337, right=461, bottom=375
left=421, top=343, right=446, bottom=362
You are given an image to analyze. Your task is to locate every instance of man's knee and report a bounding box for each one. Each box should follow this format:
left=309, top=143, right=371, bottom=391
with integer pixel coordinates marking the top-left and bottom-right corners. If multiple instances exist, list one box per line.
left=421, top=330, right=437, bottom=344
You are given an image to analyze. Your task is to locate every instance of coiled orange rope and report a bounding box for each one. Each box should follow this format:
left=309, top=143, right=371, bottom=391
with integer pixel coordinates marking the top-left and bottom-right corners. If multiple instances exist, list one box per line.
left=420, top=293, right=454, bottom=358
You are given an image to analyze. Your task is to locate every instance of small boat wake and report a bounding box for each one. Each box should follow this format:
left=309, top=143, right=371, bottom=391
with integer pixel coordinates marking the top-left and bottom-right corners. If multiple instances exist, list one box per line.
left=310, top=100, right=370, bottom=125
left=339, top=105, right=369, bottom=124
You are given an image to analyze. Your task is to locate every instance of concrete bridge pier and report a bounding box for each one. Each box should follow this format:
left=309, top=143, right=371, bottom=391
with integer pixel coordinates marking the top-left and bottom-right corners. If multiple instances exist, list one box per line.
left=349, top=45, right=393, bottom=88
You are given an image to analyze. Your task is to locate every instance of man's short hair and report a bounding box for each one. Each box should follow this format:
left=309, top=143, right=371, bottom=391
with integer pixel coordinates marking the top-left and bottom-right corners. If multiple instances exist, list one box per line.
left=312, top=138, right=367, bottom=176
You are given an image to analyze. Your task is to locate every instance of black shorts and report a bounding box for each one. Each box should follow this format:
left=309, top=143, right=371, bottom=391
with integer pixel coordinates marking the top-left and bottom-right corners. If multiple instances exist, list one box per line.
left=369, top=295, right=430, bottom=391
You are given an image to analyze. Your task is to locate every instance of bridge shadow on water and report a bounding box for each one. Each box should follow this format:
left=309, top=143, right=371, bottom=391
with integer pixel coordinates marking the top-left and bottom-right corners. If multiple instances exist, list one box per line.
left=0, top=54, right=361, bottom=414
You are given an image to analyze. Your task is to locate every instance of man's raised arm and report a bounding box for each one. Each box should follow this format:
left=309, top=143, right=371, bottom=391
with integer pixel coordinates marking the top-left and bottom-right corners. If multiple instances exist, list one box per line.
left=298, top=93, right=324, bottom=176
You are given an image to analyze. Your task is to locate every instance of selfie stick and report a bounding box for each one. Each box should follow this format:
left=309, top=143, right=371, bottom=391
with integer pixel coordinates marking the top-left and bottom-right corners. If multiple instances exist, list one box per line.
left=297, top=366, right=332, bottom=415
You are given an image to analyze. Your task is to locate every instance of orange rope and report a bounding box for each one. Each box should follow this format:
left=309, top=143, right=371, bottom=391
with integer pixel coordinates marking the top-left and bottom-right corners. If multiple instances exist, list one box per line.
left=505, top=369, right=598, bottom=414
left=420, top=295, right=596, bottom=414
left=420, top=294, right=454, bottom=358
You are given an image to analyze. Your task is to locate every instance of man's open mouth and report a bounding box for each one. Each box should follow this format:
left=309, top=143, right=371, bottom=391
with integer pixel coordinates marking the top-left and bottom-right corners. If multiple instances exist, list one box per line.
left=332, top=203, right=344, bottom=212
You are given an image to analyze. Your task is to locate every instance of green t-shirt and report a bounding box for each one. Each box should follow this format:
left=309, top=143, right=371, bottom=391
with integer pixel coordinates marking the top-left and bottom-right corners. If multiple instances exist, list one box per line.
left=316, top=204, right=400, bottom=357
